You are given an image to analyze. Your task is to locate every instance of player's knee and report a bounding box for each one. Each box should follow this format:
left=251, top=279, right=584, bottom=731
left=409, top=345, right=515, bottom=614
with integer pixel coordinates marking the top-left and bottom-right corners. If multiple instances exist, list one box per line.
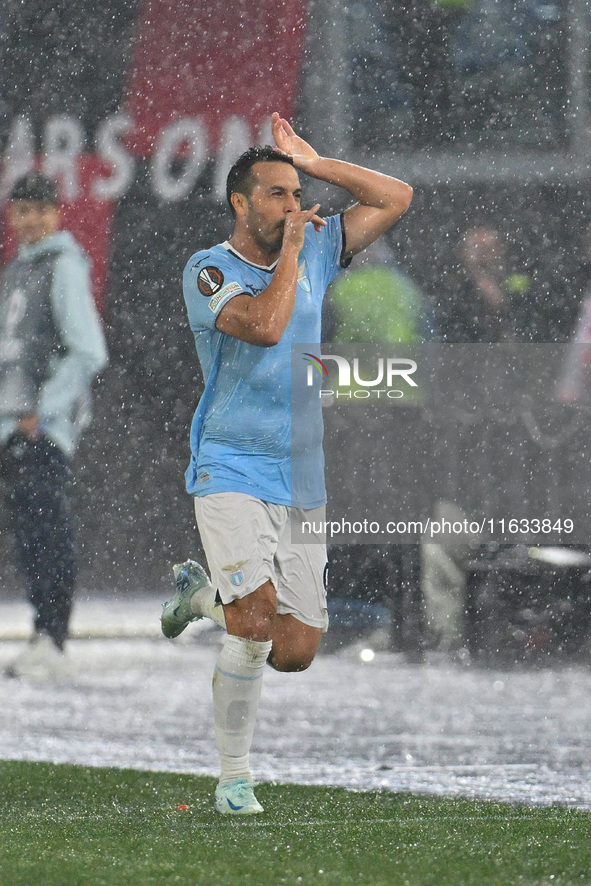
left=268, top=653, right=313, bottom=673
left=268, top=618, right=322, bottom=671
left=248, top=616, right=275, bottom=643
left=224, top=587, right=277, bottom=642
left=248, top=600, right=277, bottom=641
left=267, top=645, right=317, bottom=673
left=235, top=610, right=275, bottom=642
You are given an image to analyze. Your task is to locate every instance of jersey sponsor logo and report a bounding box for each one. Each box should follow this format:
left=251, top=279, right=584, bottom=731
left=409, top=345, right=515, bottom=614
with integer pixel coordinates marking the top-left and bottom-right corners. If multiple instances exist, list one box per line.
left=222, top=560, right=247, bottom=586
left=198, top=266, right=224, bottom=296
left=208, top=281, right=243, bottom=313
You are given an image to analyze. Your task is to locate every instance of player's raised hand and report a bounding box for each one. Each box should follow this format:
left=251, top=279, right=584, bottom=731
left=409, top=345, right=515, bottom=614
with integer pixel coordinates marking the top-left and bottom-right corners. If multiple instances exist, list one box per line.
left=271, top=112, right=320, bottom=172
left=282, top=203, right=326, bottom=251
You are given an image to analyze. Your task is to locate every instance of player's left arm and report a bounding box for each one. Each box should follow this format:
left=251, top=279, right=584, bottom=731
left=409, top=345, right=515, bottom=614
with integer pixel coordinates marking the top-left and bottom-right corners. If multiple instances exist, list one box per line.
left=271, top=112, right=413, bottom=260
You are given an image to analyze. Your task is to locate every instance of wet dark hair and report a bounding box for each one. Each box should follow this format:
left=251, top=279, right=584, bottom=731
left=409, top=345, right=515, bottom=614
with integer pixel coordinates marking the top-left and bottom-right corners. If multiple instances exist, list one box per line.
left=9, top=172, right=58, bottom=205
left=226, top=146, right=294, bottom=217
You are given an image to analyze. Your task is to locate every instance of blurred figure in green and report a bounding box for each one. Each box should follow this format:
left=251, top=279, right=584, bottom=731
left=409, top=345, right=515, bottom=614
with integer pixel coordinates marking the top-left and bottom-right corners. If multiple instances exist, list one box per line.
left=323, top=238, right=433, bottom=344
left=323, top=239, right=434, bottom=659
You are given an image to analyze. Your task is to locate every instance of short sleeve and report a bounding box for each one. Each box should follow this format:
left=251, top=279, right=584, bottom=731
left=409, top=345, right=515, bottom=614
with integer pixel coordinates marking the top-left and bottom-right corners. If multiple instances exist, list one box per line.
left=308, top=214, right=350, bottom=293
left=183, top=251, right=247, bottom=331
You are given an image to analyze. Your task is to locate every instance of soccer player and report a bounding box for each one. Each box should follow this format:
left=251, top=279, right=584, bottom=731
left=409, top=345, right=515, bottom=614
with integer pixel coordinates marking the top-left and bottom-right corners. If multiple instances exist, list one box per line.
left=161, top=113, right=413, bottom=814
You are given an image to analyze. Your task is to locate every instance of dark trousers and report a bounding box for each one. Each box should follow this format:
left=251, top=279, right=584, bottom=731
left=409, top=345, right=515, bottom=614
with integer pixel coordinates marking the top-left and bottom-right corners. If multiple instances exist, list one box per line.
left=1, top=434, right=75, bottom=648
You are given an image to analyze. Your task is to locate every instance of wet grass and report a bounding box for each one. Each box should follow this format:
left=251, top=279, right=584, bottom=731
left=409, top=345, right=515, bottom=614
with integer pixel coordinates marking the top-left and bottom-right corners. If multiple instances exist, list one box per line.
left=1, top=761, right=591, bottom=885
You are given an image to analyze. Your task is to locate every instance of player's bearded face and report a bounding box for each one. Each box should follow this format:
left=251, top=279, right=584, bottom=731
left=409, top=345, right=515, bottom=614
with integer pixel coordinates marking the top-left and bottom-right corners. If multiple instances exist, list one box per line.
left=242, top=163, right=302, bottom=259
left=245, top=198, right=286, bottom=256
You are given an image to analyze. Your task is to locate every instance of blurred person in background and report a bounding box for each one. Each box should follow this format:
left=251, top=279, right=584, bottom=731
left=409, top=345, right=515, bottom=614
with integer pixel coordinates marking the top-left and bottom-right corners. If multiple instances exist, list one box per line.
left=557, top=221, right=591, bottom=402
left=427, top=223, right=533, bottom=650
left=0, top=172, right=108, bottom=680
left=323, top=237, right=434, bottom=343
left=441, top=224, right=530, bottom=343
left=323, top=239, right=433, bottom=658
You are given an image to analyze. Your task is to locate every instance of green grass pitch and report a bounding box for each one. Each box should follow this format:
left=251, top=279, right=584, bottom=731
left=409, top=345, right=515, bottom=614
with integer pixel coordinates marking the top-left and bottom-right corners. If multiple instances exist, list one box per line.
left=1, top=761, right=590, bottom=885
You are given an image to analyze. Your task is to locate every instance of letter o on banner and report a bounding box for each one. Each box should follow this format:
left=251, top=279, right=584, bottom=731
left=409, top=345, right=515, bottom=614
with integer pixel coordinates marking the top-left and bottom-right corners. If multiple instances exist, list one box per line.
left=152, top=117, right=208, bottom=201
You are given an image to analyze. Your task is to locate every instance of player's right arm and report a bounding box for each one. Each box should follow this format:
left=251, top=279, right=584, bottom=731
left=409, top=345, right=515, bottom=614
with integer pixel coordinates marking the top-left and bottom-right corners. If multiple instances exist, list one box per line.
left=215, top=205, right=320, bottom=347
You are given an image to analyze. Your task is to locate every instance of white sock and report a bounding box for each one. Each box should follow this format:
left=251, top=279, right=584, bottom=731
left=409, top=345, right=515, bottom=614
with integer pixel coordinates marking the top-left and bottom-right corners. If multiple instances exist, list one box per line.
left=190, top=583, right=226, bottom=628
left=213, top=634, right=272, bottom=784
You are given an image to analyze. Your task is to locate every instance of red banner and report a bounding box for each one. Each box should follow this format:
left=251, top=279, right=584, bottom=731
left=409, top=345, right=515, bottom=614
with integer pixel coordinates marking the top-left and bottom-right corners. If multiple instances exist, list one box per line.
left=125, top=0, right=307, bottom=156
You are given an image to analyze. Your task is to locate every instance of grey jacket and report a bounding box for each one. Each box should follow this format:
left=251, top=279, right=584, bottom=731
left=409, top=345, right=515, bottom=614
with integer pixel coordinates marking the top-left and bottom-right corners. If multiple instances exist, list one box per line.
left=0, top=231, right=108, bottom=455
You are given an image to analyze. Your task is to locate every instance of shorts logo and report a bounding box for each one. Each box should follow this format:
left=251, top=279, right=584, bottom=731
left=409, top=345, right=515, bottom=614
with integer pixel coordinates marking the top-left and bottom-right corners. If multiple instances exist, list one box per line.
left=198, top=266, right=224, bottom=296
left=223, top=560, right=247, bottom=586
left=208, top=281, right=243, bottom=313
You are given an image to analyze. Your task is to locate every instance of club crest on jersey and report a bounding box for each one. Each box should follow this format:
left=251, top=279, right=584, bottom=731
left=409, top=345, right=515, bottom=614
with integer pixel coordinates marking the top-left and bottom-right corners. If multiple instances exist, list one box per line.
left=297, top=260, right=310, bottom=292
left=198, top=266, right=224, bottom=296
left=222, top=560, right=247, bottom=586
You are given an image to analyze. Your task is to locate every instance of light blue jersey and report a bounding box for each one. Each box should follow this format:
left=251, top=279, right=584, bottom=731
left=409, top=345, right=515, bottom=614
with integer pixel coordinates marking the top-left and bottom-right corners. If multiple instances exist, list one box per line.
left=183, top=213, right=348, bottom=508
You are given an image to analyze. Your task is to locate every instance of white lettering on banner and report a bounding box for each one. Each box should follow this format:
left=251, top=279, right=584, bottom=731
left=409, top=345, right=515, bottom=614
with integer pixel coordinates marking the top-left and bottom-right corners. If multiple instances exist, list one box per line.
left=0, top=112, right=271, bottom=205
left=152, top=117, right=208, bottom=201
left=43, top=114, right=84, bottom=201
left=92, top=113, right=136, bottom=200
left=0, top=116, right=35, bottom=201
left=256, top=116, right=273, bottom=150
left=213, top=116, right=251, bottom=201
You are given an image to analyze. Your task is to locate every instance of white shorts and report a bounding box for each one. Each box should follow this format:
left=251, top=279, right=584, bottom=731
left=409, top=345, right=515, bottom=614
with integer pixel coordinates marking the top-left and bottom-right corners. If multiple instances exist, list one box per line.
left=194, top=492, right=328, bottom=632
